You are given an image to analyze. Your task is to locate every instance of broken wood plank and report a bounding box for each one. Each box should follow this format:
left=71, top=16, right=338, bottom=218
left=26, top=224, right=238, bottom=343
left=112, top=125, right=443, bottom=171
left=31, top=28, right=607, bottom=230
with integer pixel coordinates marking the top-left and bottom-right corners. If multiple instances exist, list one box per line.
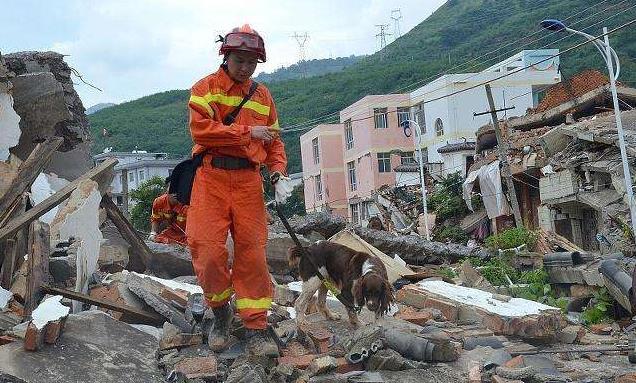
left=0, top=239, right=17, bottom=290
left=0, top=158, right=118, bottom=242
left=100, top=194, right=152, bottom=272
left=0, top=137, right=63, bottom=224
left=41, top=284, right=164, bottom=323
left=24, top=221, right=50, bottom=317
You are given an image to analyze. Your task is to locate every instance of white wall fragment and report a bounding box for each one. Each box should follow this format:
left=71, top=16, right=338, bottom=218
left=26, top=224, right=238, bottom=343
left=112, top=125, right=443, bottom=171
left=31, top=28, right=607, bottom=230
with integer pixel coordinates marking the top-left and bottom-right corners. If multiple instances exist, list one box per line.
left=127, top=271, right=203, bottom=295
left=0, top=286, right=13, bottom=310
left=31, top=295, right=70, bottom=329
left=0, top=92, right=21, bottom=161
left=30, top=173, right=70, bottom=224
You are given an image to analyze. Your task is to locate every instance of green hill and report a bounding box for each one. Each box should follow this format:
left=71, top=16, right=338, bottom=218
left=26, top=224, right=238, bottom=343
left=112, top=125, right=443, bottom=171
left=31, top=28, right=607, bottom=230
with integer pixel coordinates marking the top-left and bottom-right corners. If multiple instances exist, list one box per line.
left=88, top=0, right=636, bottom=173
left=254, top=55, right=363, bottom=83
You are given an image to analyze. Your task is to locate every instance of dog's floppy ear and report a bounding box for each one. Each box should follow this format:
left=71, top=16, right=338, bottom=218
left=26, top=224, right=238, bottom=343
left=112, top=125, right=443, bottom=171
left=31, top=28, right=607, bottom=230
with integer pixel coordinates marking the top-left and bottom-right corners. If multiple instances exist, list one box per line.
left=287, top=245, right=303, bottom=268
left=378, top=278, right=395, bottom=315
left=347, top=252, right=367, bottom=280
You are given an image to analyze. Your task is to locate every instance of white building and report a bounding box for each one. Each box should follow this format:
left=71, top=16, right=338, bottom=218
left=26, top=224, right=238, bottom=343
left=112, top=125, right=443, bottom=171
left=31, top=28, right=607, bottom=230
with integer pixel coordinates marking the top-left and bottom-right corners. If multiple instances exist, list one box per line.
left=409, top=49, right=561, bottom=176
left=93, top=151, right=183, bottom=210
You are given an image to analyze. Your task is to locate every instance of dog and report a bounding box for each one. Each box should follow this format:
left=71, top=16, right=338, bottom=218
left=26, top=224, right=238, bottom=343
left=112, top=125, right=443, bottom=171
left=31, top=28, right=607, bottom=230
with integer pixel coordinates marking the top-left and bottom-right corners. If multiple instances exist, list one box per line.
left=288, top=241, right=394, bottom=327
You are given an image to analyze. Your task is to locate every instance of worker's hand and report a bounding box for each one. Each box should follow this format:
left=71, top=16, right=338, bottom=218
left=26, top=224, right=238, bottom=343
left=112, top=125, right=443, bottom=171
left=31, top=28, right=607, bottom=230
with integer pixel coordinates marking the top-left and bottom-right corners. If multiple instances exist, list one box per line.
left=147, top=231, right=157, bottom=242
left=271, top=172, right=294, bottom=203
left=251, top=126, right=274, bottom=143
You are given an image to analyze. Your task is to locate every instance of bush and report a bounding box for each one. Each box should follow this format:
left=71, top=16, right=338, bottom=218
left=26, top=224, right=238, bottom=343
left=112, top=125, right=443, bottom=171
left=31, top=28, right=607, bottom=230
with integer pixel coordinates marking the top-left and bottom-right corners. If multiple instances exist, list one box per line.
left=581, top=288, right=614, bottom=325
left=129, top=176, right=165, bottom=232
left=485, top=227, right=538, bottom=251
left=434, top=226, right=469, bottom=244
left=469, top=256, right=519, bottom=286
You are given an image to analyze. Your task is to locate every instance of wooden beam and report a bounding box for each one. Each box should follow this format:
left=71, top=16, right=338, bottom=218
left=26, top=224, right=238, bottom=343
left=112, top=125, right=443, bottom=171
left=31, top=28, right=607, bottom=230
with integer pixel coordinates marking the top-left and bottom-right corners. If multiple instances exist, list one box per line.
left=24, top=221, right=50, bottom=317
left=41, top=284, right=163, bottom=323
left=0, top=158, right=118, bottom=242
left=100, top=194, right=151, bottom=273
left=0, top=239, right=17, bottom=290
left=485, top=84, right=523, bottom=229
left=0, top=137, right=64, bottom=223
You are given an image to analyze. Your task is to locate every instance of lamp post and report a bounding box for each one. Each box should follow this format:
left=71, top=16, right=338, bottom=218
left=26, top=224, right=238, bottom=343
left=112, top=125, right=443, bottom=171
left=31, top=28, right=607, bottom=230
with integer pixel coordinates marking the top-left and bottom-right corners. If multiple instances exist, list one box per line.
left=402, top=119, right=431, bottom=240
left=540, top=19, right=636, bottom=239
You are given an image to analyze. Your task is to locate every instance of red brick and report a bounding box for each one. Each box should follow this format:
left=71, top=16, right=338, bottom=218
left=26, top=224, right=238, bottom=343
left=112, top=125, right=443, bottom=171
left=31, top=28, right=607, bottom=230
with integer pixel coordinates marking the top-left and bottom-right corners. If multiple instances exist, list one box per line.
left=160, top=288, right=188, bottom=307
left=301, top=324, right=333, bottom=353
left=0, top=335, right=17, bottom=345
left=43, top=319, right=65, bottom=344
left=589, top=324, right=612, bottom=335
left=335, top=357, right=364, bottom=374
left=174, top=356, right=217, bottom=379
left=278, top=354, right=320, bottom=369
left=504, top=356, right=525, bottom=368
left=468, top=364, right=481, bottom=383
left=24, top=322, right=43, bottom=351
left=159, top=333, right=203, bottom=351
left=616, top=373, right=636, bottom=383
left=423, top=297, right=458, bottom=321
left=395, top=308, right=434, bottom=326
left=492, top=376, right=524, bottom=383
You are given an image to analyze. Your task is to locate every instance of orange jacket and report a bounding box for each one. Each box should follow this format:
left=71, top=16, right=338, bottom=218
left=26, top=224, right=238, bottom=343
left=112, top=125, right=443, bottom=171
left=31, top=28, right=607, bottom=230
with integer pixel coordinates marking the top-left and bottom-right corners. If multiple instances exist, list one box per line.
left=188, top=66, right=287, bottom=174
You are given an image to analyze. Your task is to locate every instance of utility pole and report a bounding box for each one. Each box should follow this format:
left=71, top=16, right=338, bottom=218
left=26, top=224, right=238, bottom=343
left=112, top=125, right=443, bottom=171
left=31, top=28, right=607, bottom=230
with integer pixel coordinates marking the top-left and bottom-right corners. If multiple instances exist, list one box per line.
left=291, top=32, right=309, bottom=77
left=391, top=9, right=402, bottom=38
left=484, top=84, right=523, bottom=229
left=375, top=24, right=392, bottom=57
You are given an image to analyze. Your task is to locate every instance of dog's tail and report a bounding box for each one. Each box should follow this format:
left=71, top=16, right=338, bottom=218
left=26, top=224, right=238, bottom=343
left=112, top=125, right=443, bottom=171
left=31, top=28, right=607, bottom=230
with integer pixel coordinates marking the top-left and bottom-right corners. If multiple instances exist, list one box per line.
left=287, top=245, right=304, bottom=268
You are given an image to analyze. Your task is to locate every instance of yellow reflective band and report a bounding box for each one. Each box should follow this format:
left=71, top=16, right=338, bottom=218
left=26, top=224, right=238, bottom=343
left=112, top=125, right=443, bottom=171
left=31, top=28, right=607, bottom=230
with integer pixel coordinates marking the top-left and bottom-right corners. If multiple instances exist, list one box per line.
left=206, top=288, right=234, bottom=302
left=151, top=214, right=162, bottom=219
left=176, top=215, right=186, bottom=222
left=269, top=119, right=280, bottom=131
left=236, top=297, right=272, bottom=310
left=189, top=95, right=214, bottom=117
left=199, top=93, right=270, bottom=117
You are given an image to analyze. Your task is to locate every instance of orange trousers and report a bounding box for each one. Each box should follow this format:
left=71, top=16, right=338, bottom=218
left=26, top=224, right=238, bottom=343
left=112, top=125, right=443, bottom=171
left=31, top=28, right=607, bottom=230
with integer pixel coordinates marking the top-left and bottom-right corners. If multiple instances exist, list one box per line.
left=186, top=162, right=271, bottom=329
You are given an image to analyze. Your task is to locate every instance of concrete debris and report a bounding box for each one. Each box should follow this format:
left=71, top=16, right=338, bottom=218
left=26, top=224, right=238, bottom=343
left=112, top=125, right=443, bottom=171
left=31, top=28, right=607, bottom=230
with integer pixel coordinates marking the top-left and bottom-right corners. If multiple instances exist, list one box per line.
left=286, top=211, right=347, bottom=239
left=0, top=310, right=164, bottom=382
left=267, top=231, right=310, bottom=277
left=145, top=241, right=194, bottom=279
left=365, top=348, right=428, bottom=371
left=383, top=327, right=459, bottom=362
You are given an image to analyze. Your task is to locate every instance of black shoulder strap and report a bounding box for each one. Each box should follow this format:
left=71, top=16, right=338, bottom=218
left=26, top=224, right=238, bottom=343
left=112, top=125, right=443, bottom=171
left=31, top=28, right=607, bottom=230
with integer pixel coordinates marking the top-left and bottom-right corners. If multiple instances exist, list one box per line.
left=223, top=81, right=259, bottom=125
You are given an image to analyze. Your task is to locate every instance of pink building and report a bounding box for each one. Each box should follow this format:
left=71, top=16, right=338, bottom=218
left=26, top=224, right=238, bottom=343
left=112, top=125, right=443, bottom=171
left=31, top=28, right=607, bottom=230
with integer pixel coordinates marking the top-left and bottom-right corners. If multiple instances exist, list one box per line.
left=299, top=124, right=348, bottom=218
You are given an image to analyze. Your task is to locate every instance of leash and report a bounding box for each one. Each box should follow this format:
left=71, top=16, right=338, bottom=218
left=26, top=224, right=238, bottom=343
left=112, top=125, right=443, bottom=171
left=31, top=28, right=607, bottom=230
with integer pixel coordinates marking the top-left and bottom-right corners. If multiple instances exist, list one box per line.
left=271, top=201, right=361, bottom=313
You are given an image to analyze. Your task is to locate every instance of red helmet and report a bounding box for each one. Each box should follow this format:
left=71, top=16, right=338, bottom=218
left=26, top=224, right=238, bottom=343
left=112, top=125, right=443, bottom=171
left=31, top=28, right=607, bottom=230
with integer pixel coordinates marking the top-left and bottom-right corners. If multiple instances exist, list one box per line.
left=219, top=24, right=266, bottom=62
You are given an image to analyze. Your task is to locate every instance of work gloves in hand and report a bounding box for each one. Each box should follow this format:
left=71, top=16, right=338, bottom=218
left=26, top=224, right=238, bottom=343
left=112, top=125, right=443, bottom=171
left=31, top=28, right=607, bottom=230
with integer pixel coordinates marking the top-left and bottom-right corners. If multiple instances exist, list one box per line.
left=270, top=172, right=293, bottom=204
left=147, top=231, right=157, bottom=242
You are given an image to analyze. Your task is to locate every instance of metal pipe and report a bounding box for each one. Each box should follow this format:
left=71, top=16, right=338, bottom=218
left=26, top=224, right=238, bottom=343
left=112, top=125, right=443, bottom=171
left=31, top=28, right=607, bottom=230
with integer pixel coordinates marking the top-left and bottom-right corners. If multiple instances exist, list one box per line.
left=403, top=118, right=430, bottom=240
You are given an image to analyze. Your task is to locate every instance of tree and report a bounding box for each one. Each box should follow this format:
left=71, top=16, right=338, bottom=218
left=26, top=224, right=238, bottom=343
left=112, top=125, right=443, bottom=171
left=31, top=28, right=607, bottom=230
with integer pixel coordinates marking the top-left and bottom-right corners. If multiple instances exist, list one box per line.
left=129, top=176, right=165, bottom=232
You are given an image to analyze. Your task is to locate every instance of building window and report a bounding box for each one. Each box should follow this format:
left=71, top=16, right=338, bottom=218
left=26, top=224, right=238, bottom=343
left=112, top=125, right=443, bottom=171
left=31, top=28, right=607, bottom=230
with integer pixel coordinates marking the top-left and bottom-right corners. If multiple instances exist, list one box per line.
left=377, top=152, right=392, bottom=173
left=397, top=107, right=410, bottom=128
left=347, top=161, right=357, bottom=191
left=128, top=171, right=135, bottom=183
left=138, top=169, right=145, bottom=182
left=344, top=119, right=354, bottom=150
left=315, top=175, right=323, bottom=201
left=115, top=196, right=123, bottom=206
left=413, top=103, right=426, bottom=133
left=350, top=203, right=360, bottom=224
left=401, top=151, right=416, bottom=164
left=312, top=137, right=320, bottom=164
left=361, top=201, right=372, bottom=221
left=373, top=108, right=388, bottom=129
left=435, top=118, right=444, bottom=137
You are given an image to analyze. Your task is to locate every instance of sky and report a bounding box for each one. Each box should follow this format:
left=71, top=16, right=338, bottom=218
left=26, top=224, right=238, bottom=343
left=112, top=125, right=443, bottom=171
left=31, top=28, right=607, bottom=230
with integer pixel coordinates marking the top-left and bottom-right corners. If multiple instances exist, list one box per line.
left=0, top=0, right=446, bottom=108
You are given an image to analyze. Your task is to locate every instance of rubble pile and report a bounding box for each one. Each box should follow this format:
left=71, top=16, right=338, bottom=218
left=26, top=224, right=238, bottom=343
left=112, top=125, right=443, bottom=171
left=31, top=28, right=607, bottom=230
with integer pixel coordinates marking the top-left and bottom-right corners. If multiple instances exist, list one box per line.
left=532, top=70, right=610, bottom=114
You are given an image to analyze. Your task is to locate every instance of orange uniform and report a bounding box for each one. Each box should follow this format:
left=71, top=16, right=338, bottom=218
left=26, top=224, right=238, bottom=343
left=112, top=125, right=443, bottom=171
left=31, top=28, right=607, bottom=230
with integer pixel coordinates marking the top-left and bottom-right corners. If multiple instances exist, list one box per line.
left=151, top=194, right=188, bottom=246
left=186, top=66, right=286, bottom=329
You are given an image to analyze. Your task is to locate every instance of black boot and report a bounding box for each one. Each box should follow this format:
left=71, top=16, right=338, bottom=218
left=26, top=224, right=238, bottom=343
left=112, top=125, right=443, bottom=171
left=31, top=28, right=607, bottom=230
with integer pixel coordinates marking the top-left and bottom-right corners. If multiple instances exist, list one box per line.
left=207, top=304, right=233, bottom=351
left=244, top=328, right=279, bottom=357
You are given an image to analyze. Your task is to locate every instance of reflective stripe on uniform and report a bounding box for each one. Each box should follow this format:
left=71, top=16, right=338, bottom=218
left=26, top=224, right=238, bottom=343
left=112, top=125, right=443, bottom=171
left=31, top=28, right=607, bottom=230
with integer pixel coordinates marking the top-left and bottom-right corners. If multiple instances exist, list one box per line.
left=206, top=287, right=234, bottom=302
left=269, top=119, right=280, bottom=131
left=236, top=297, right=272, bottom=310
left=191, top=92, right=270, bottom=117
left=151, top=213, right=162, bottom=219
left=176, top=215, right=186, bottom=222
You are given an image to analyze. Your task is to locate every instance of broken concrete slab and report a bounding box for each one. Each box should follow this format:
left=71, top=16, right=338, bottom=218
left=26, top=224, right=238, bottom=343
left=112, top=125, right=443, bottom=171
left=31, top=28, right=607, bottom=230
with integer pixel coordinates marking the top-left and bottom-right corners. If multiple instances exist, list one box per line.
left=145, top=241, right=194, bottom=279
left=287, top=212, right=347, bottom=239
left=267, top=232, right=310, bottom=276
left=0, top=310, right=164, bottom=382
left=88, top=281, right=160, bottom=325
left=397, top=281, right=566, bottom=341
left=50, top=179, right=103, bottom=312
left=354, top=227, right=490, bottom=264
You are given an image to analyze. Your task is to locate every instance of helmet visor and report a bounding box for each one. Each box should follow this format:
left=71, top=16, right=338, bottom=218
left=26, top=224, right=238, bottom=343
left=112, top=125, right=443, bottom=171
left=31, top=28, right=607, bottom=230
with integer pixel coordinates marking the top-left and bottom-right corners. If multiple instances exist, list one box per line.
left=223, top=32, right=264, bottom=51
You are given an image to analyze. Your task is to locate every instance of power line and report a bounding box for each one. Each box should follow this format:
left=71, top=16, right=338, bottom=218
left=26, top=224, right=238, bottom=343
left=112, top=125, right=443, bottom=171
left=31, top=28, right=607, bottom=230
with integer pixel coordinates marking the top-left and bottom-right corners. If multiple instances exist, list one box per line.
left=375, top=24, right=391, bottom=55
left=280, top=0, right=630, bottom=133
left=391, top=9, right=403, bottom=39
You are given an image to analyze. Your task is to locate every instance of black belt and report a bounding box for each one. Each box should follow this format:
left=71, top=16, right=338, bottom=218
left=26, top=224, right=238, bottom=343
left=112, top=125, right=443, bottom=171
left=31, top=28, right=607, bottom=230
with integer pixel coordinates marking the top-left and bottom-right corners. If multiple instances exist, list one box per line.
left=211, top=156, right=253, bottom=170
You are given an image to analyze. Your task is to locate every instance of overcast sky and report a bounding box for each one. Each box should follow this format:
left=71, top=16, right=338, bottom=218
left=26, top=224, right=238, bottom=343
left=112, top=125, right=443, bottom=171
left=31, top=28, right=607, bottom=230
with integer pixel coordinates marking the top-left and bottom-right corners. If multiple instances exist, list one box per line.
left=1, top=1, right=447, bottom=108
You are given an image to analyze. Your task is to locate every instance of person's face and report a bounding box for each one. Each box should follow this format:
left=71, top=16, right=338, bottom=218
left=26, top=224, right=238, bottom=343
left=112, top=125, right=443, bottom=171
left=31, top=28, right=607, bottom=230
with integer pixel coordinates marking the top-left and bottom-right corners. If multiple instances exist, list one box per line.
left=226, top=51, right=259, bottom=83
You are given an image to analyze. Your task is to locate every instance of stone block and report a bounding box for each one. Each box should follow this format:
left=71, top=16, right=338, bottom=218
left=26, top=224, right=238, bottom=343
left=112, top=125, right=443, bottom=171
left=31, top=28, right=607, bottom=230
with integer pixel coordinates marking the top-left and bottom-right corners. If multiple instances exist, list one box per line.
left=146, top=242, right=194, bottom=278
left=160, top=288, right=188, bottom=308
left=334, top=357, right=364, bottom=374
left=394, top=306, right=434, bottom=326
left=468, top=363, right=481, bottom=383
left=302, top=324, right=334, bottom=353
left=555, top=325, right=585, bottom=344
left=159, top=333, right=202, bottom=351
left=278, top=354, right=319, bottom=369
left=570, top=284, right=597, bottom=298
left=306, top=355, right=337, bottom=376
left=174, top=355, right=217, bottom=379
left=616, top=373, right=636, bottom=383
left=590, top=324, right=612, bottom=335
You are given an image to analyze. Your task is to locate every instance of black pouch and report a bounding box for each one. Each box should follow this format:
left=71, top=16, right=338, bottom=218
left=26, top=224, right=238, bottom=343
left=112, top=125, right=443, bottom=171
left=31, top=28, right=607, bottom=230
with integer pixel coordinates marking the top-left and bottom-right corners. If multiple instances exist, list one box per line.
left=167, top=153, right=204, bottom=205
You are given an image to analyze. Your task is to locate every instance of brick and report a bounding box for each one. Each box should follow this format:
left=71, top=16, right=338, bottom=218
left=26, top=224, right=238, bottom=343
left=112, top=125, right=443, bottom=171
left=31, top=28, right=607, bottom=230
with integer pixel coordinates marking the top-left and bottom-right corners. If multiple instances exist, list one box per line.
left=468, top=363, right=481, bottom=383
left=555, top=325, right=585, bottom=344
left=281, top=340, right=311, bottom=358
left=278, top=354, right=319, bottom=369
left=160, top=288, right=188, bottom=307
left=335, top=357, right=364, bottom=374
left=306, top=355, right=337, bottom=376
left=159, top=333, right=202, bottom=351
left=590, top=324, right=612, bottom=335
left=504, top=356, right=525, bottom=368
left=0, top=335, right=17, bottom=345
left=24, top=322, right=43, bottom=351
left=43, top=318, right=65, bottom=344
left=616, top=373, right=636, bottom=383
left=174, top=355, right=217, bottom=379
left=301, top=324, right=333, bottom=353
left=424, top=297, right=458, bottom=321
left=395, top=307, right=434, bottom=326
left=492, top=376, right=524, bottom=383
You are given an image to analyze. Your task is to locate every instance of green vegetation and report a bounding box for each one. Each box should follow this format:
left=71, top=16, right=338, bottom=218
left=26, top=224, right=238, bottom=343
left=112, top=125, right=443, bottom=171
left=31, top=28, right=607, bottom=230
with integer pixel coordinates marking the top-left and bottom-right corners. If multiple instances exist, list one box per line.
left=434, top=226, right=469, bottom=244
left=485, top=227, right=538, bottom=251
left=429, top=172, right=469, bottom=222
left=88, top=0, right=636, bottom=174
left=129, top=176, right=165, bottom=232
left=255, top=55, right=363, bottom=83
left=511, top=269, right=569, bottom=311
left=581, top=288, right=614, bottom=325
left=439, top=266, right=458, bottom=280
left=469, top=255, right=519, bottom=286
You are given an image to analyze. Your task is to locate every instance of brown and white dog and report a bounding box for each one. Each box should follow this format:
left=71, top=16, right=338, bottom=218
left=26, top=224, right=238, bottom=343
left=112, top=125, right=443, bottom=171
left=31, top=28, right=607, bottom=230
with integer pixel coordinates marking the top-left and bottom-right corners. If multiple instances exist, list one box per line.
left=288, top=241, right=394, bottom=327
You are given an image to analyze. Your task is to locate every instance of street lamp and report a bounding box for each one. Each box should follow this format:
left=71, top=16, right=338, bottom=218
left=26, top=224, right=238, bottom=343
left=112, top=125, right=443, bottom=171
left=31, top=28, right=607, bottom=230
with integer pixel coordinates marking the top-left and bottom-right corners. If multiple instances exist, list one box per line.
left=540, top=19, right=636, bottom=239
left=401, top=119, right=431, bottom=241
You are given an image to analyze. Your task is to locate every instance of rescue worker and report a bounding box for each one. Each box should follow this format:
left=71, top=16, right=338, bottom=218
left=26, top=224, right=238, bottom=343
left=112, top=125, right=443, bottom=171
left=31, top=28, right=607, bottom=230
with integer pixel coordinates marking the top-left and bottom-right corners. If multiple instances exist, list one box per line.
left=148, top=187, right=188, bottom=246
left=186, top=24, right=293, bottom=357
